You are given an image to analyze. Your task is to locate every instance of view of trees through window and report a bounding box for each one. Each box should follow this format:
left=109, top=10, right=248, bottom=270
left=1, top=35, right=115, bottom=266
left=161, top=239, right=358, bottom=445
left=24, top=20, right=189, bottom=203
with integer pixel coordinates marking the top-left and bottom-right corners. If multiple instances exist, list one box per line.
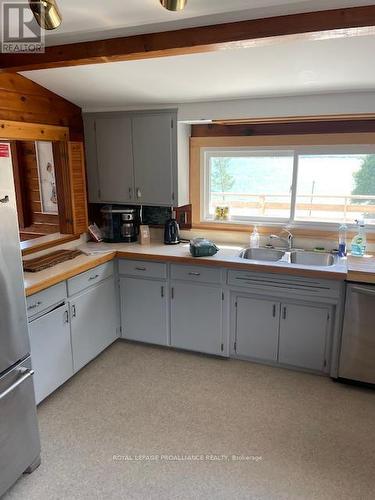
left=207, top=151, right=375, bottom=225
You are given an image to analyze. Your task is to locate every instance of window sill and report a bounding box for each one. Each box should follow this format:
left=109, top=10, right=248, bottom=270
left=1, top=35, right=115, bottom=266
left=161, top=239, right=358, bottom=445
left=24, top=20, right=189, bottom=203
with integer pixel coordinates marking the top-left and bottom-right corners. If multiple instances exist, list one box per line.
left=21, top=233, right=81, bottom=256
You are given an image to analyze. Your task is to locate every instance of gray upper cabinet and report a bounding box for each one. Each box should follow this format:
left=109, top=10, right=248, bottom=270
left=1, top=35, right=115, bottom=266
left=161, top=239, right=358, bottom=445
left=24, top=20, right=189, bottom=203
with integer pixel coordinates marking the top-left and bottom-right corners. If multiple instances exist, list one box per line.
left=132, top=113, right=175, bottom=206
left=83, top=110, right=190, bottom=207
left=95, top=117, right=134, bottom=203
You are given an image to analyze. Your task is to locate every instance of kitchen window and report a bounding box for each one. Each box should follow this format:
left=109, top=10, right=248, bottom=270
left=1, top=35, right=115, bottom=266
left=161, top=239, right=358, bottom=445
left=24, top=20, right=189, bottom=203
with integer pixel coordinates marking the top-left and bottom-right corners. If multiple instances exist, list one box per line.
left=201, top=146, right=375, bottom=228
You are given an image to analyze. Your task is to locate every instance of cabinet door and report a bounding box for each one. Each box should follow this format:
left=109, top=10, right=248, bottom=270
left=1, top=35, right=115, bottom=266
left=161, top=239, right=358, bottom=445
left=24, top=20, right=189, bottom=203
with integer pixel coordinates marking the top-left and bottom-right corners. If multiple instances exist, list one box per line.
left=279, top=303, right=329, bottom=371
left=235, top=296, right=280, bottom=361
left=29, top=304, right=73, bottom=404
left=70, top=278, right=117, bottom=372
left=95, top=117, right=134, bottom=203
left=83, top=116, right=100, bottom=203
left=171, top=283, right=223, bottom=355
left=132, top=113, right=175, bottom=206
left=120, top=277, right=168, bottom=346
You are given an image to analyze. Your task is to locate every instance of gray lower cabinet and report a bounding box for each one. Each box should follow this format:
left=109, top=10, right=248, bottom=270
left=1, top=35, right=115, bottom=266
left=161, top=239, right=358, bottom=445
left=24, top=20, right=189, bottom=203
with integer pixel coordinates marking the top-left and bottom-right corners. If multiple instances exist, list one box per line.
left=29, top=303, right=73, bottom=404
left=70, top=277, right=117, bottom=372
left=170, top=282, right=224, bottom=355
left=278, top=302, right=330, bottom=372
left=233, top=293, right=331, bottom=372
left=120, top=277, right=168, bottom=345
left=234, top=296, right=280, bottom=362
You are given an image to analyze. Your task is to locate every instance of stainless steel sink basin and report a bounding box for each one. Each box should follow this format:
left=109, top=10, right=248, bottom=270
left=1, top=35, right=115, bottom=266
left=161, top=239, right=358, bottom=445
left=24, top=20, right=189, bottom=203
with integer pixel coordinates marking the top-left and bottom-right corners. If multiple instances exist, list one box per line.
left=290, top=251, right=335, bottom=267
left=239, top=248, right=285, bottom=262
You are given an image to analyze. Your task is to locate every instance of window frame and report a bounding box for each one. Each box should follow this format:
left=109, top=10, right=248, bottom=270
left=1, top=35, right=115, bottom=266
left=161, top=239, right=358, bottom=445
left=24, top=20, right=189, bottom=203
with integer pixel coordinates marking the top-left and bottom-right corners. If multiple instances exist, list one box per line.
left=200, top=144, right=375, bottom=231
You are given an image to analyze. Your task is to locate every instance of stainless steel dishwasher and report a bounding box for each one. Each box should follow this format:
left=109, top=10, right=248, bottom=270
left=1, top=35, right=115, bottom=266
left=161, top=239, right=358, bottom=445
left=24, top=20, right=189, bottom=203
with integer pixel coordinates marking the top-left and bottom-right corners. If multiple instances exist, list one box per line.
left=339, top=283, right=375, bottom=384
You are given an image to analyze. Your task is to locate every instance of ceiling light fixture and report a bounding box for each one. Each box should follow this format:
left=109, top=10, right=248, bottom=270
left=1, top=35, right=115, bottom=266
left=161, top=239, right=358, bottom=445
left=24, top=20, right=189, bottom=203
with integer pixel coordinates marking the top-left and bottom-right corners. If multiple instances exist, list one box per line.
left=160, top=0, right=187, bottom=12
left=29, top=0, right=62, bottom=30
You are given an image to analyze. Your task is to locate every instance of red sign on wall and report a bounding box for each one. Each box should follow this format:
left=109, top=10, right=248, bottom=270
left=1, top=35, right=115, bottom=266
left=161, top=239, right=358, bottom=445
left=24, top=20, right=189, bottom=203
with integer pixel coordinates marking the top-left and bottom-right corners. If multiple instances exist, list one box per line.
left=0, top=143, right=10, bottom=158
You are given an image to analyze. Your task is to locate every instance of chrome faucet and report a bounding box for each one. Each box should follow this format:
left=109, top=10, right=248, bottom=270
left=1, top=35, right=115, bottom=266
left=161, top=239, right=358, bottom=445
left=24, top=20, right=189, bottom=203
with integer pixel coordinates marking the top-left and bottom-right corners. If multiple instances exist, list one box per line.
left=269, top=229, right=294, bottom=251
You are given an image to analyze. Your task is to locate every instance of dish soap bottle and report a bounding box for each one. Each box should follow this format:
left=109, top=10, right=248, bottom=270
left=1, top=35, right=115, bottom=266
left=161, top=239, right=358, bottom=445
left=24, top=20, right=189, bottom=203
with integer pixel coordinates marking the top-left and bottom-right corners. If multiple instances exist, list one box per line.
left=250, top=225, right=260, bottom=249
left=351, top=219, right=366, bottom=257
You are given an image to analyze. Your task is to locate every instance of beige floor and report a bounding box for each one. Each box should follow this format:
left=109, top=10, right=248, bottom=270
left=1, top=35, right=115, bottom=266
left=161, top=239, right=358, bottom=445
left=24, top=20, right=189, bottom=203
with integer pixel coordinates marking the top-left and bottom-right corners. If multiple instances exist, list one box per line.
left=4, top=341, right=375, bottom=500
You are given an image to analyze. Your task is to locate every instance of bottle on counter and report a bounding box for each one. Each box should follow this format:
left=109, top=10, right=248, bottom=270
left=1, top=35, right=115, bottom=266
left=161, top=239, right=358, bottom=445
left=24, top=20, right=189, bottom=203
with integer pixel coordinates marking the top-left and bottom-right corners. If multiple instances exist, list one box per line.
left=351, top=219, right=367, bottom=257
left=250, top=225, right=260, bottom=249
left=338, top=223, right=348, bottom=257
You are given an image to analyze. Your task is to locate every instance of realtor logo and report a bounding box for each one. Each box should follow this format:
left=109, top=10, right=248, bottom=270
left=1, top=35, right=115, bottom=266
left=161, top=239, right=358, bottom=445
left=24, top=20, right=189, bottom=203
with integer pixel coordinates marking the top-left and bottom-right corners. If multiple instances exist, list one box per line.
left=1, top=2, right=45, bottom=53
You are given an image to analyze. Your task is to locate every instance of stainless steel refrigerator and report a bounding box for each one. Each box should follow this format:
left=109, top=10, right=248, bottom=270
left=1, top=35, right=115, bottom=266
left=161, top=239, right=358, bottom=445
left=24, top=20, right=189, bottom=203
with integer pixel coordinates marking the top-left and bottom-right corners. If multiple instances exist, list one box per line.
left=0, top=142, right=41, bottom=496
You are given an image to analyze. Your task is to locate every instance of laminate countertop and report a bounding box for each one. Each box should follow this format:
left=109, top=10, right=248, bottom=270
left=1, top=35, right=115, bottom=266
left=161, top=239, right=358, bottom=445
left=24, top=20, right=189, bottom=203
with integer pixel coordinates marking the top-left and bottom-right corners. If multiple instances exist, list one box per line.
left=347, top=254, right=375, bottom=284
left=24, top=242, right=355, bottom=296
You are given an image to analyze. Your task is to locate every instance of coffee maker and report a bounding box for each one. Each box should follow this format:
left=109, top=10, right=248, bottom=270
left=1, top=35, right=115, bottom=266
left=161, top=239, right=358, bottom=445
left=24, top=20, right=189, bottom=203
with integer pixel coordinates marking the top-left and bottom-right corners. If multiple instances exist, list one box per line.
left=101, top=206, right=139, bottom=243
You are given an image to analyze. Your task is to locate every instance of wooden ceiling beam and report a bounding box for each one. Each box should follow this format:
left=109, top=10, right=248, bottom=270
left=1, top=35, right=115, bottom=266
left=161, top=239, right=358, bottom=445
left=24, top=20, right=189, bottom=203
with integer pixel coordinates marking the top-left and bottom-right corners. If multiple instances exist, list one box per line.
left=1, top=6, right=375, bottom=72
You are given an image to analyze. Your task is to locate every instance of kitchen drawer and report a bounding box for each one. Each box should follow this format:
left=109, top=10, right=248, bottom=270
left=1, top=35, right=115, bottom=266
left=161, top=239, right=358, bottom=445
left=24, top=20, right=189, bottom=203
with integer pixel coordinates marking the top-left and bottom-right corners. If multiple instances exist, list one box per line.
left=26, top=281, right=67, bottom=318
left=171, top=264, right=222, bottom=284
left=67, top=262, right=114, bottom=296
left=118, top=259, right=167, bottom=280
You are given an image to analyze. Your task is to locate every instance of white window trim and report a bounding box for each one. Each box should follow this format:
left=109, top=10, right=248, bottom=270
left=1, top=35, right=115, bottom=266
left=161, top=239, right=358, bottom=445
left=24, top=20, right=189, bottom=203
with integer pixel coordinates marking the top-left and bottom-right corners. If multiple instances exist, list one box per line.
left=200, top=144, right=375, bottom=231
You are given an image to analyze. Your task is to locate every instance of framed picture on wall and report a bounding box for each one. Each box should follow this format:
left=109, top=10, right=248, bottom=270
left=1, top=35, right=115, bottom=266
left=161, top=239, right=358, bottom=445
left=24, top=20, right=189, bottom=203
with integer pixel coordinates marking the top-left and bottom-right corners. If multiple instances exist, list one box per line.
left=35, top=141, right=58, bottom=214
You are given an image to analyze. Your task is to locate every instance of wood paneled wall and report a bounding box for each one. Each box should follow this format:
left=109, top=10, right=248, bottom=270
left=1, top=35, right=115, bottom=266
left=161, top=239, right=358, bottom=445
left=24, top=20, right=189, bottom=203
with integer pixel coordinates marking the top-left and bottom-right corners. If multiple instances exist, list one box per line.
left=16, top=141, right=60, bottom=239
left=0, top=73, right=83, bottom=140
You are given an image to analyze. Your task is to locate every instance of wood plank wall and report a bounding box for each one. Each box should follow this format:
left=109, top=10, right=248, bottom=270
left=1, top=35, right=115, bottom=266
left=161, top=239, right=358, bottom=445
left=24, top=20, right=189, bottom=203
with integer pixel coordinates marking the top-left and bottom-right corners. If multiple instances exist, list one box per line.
left=0, top=73, right=83, bottom=140
left=16, top=141, right=60, bottom=239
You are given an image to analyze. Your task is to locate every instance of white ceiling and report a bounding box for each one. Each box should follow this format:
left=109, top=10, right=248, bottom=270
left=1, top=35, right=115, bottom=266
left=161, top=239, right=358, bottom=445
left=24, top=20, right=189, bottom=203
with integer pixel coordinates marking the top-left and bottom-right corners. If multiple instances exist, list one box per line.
left=1, top=0, right=375, bottom=46
left=22, top=34, right=375, bottom=110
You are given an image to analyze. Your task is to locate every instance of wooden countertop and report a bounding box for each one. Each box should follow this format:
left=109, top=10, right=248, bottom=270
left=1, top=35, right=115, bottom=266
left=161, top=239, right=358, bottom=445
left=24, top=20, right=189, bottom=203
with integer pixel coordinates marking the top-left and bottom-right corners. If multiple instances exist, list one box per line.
left=347, top=254, right=375, bottom=284
left=24, top=251, right=116, bottom=296
left=24, top=242, right=353, bottom=296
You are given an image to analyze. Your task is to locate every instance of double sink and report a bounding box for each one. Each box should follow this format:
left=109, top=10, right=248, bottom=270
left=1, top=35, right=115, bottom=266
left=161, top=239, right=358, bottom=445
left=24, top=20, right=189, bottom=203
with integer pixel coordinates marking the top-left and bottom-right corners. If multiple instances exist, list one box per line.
left=239, top=247, right=335, bottom=267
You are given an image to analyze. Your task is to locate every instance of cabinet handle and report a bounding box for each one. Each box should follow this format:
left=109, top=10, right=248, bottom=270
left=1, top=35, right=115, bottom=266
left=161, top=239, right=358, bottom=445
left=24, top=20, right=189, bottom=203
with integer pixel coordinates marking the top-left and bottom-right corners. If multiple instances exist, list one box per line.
left=135, top=266, right=146, bottom=271
left=0, top=195, right=9, bottom=204
left=88, top=274, right=99, bottom=281
left=64, top=310, right=69, bottom=323
left=129, top=187, right=133, bottom=200
left=171, top=287, right=174, bottom=299
left=136, top=187, right=142, bottom=199
left=188, top=272, right=201, bottom=276
left=27, top=301, right=42, bottom=311
left=282, top=307, right=287, bottom=320
left=161, top=286, right=164, bottom=298
left=272, top=304, right=276, bottom=318
left=72, top=304, right=77, bottom=318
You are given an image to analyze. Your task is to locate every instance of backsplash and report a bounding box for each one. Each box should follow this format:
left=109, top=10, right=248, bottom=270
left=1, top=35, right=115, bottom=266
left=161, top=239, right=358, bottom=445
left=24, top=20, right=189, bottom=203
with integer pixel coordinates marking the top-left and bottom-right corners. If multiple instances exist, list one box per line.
left=88, top=203, right=191, bottom=229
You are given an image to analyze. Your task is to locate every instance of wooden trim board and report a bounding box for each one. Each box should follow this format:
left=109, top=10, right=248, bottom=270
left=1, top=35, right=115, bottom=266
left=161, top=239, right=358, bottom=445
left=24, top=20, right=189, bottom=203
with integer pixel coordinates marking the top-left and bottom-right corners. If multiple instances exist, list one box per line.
left=1, top=6, right=375, bottom=71
left=0, top=120, right=69, bottom=141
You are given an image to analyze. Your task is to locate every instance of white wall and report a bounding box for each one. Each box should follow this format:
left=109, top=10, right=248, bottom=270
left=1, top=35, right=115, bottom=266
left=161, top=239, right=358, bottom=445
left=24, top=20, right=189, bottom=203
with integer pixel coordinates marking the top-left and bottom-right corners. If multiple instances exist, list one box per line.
left=177, top=92, right=375, bottom=123
left=84, top=91, right=375, bottom=123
